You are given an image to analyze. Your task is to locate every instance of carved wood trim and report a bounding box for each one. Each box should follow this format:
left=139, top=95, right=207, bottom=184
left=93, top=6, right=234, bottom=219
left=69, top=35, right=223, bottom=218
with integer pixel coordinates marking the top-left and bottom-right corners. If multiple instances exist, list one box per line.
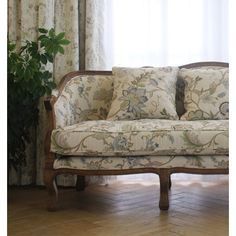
left=50, top=167, right=228, bottom=176
left=43, top=169, right=58, bottom=211
left=159, top=169, right=170, bottom=210
left=179, top=61, right=228, bottom=69
left=44, top=96, right=57, bottom=169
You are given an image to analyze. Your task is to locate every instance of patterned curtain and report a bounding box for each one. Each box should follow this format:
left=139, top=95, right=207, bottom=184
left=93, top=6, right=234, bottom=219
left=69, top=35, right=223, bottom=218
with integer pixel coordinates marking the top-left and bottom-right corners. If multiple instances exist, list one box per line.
left=80, top=0, right=112, bottom=70
left=8, top=0, right=79, bottom=186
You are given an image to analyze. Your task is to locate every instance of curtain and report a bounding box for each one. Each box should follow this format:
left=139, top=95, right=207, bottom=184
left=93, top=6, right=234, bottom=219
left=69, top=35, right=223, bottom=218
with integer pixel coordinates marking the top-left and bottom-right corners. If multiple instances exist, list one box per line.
left=84, top=0, right=112, bottom=70
left=84, top=0, right=228, bottom=70
left=8, top=0, right=79, bottom=186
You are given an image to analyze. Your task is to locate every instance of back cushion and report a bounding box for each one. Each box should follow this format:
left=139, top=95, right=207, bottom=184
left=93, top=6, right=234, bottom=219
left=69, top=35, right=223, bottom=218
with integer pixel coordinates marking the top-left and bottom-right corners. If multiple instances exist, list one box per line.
left=178, top=67, right=229, bottom=120
left=176, top=66, right=229, bottom=118
left=54, top=75, right=113, bottom=128
left=107, top=67, right=179, bottom=120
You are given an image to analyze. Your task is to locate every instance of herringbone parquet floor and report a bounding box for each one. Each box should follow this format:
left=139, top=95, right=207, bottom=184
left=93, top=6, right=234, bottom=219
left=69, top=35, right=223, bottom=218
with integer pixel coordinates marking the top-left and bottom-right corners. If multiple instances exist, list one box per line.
left=8, top=174, right=228, bottom=236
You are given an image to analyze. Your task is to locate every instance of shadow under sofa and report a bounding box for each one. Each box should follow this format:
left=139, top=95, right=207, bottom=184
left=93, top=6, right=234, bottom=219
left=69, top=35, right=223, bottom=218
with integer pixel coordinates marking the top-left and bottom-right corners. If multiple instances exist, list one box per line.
left=44, top=61, right=229, bottom=211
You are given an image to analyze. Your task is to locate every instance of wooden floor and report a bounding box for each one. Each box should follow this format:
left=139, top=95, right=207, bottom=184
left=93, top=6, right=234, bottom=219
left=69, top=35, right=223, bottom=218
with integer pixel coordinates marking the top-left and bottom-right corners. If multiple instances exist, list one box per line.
left=8, top=174, right=228, bottom=236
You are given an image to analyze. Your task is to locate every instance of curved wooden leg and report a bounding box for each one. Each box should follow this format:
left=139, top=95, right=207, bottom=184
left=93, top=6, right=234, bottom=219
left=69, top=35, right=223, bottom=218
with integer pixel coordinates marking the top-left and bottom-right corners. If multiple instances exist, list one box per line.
left=169, top=174, right=172, bottom=190
left=76, top=175, right=86, bottom=191
left=158, top=169, right=170, bottom=210
left=44, top=170, right=58, bottom=211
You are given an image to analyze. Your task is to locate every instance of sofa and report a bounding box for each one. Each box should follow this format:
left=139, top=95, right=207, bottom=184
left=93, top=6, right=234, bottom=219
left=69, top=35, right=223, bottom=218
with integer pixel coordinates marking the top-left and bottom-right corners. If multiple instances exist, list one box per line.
left=44, top=61, right=228, bottom=211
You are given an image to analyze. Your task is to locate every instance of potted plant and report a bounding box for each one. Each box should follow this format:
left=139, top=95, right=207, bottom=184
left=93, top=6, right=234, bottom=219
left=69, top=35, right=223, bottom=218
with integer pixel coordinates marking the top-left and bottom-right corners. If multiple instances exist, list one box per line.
left=8, top=28, right=70, bottom=171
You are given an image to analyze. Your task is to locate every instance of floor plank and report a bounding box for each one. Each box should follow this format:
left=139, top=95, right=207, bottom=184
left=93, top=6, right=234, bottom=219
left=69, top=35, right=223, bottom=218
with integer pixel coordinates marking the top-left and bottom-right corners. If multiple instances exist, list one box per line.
left=8, top=174, right=228, bottom=236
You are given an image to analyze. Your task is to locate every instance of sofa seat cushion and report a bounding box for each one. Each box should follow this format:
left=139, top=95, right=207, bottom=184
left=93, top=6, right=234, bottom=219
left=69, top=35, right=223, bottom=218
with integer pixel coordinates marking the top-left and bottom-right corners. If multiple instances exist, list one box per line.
left=51, top=119, right=228, bottom=156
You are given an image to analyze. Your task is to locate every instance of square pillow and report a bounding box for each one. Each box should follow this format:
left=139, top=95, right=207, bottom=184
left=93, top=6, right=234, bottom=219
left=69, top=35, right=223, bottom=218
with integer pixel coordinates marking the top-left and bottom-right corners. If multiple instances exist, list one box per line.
left=106, top=67, right=179, bottom=120
left=179, top=68, right=229, bottom=120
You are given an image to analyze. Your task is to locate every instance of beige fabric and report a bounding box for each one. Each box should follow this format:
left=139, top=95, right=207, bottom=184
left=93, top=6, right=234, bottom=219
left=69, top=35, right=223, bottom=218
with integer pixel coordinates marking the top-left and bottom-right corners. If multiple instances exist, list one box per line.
left=179, top=68, right=229, bottom=120
left=54, top=75, right=113, bottom=128
left=85, top=0, right=107, bottom=69
left=51, top=119, right=228, bottom=156
left=53, top=155, right=229, bottom=170
left=107, top=67, right=179, bottom=120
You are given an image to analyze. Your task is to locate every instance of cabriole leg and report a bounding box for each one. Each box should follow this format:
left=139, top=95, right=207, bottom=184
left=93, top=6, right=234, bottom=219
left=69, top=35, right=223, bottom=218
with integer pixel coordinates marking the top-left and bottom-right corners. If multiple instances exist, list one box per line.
left=76, top=175, right=86, bottom=191
left=158, top=169, right=170, bottom=210
left=169, top=174, right=172, bottom=190
left=44, top=170, right=58, bottom=211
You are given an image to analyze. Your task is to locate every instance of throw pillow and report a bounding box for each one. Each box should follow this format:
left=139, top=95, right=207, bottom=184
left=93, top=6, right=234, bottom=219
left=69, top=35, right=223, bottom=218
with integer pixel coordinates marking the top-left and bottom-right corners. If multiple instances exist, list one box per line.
left=179, top=68, right=229, bottom=120
left=106, top=67, right=179, bottom=120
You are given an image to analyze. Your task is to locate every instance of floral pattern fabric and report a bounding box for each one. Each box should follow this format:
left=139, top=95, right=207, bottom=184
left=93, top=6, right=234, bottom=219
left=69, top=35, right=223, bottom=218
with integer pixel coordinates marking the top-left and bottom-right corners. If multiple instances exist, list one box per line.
left=54, top=75, right=113, bottom=128
left=53, top=155, right=229, bottom=170
left=85, top=0, right=107, bottom=70
left=179, top=68, right=229, bottom=120
left=106, top=67, right=179, bottom=120
left=51, top=119, right=228, bottom=156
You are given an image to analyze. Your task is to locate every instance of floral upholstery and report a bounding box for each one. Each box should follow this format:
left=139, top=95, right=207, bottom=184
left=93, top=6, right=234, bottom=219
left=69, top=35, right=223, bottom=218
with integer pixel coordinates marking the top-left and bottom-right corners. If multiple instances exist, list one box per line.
left=51, top=119, right=228, bottom=156
left=53, top=67, right=228, bottom=129
left=54, top=74, right=113, bottom=128
left=107, top=67, right=179, bottom=120
left=53, top=155, right=228, bottom=170
left=51, top=68, right=228, bottom=173
left=179, top=68, right=229, bottom=120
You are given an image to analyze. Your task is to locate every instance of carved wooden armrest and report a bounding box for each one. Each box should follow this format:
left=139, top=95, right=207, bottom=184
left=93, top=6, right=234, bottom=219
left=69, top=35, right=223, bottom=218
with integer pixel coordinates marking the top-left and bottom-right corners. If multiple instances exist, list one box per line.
left=44, top=95, right=57, bottom=169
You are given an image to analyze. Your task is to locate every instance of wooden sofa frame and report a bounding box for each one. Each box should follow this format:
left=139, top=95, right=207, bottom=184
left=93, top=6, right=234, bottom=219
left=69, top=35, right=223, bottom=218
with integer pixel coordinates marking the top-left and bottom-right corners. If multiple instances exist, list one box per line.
left=44, top=62, right=229, bottom=211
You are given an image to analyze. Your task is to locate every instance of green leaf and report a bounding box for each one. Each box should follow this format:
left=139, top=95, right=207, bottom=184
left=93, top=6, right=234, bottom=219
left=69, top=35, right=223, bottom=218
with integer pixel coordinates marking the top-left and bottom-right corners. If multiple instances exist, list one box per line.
left=59, top=39, right=70, bottom=45
left=40, top=55, right=47, bottom=65
left=49, top=28, right=55, bottom=38
left=24, top=67, right=32, bottom=80
left=58, top=45, right=65, bottom=54
left=52, top=45, right=59, bottom=55
left=45, top=44, right=53, bottom=54
left=55, top=32, right=65, bottom=41
left=45, top=87, right=52, bottom=95
left=40, top=38, right=50, bottom=44
left=45, top=53, right=53, bottom=63
left=38, top=28, right=48, bottom=34
left=38, top=35, right=48, bottom=41
left=42, top=71, right=52, bottom=79
left=8, top=43, right=16, bottom=51
left=47, top=81, right=56, bottom=89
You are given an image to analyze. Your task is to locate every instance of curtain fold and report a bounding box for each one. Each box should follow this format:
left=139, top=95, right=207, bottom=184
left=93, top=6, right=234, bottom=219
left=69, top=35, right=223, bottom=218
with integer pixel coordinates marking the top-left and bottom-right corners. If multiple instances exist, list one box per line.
left=105, top=0, right=228, bottom=67
left=84, top=0, right=114, bottom=70
left=8, top=0, right=79, bottom=186
left=83, top=0, right=228, bottom=69
left=85, top=0, right=106, bottom=70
